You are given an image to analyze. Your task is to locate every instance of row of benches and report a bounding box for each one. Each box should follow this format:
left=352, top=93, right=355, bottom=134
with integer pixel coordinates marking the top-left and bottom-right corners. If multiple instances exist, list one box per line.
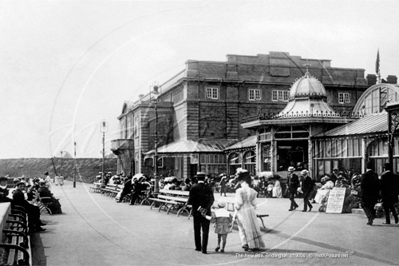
left=149, top=189, right=269, bottom=230
left=0, top=204, right=32, bottom=266
left=89, top=182, right=269, bottom=230
left=90, top=183, right=152, bottom=204
left=89, top=183, right=124, bottom=198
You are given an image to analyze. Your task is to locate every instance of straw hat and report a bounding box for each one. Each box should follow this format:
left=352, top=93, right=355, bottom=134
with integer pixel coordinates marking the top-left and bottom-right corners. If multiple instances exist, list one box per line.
left=217, top=201, right=226, bottom=208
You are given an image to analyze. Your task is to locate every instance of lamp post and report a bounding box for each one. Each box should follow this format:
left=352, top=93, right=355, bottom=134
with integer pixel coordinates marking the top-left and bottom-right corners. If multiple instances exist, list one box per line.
left=100, top=120, right=108, bottom=186
left=151, top=84, right=160, bottom=193
left=73, top=141, right=77, bottom=188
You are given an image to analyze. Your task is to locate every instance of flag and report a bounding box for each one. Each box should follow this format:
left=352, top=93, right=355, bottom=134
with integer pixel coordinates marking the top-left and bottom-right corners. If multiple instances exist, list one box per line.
left=376, top=49, right=380, bottom=75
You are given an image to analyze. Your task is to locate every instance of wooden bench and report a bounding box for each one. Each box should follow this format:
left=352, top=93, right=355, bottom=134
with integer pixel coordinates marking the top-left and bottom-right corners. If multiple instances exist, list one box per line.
left=89, top=182, right=102, bottom=193
left=224, top=200, right=269, bottom=230
left=0, top=205, right=32, bottom=266
left=149, top=189, right=191, bottom=217
left=101, top=184, right=122, bottom=197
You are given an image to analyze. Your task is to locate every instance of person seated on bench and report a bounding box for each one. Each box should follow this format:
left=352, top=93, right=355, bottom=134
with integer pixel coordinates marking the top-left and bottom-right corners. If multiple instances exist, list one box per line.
left=130, top=177, right=147, bottom=205
left=163, top=180, right=174, bottom=190
left=38, top=181, right=62, bottom=214
left=117, top=176, right=132, bottom=203
left=13, top=181, right=46, bottom=232
left=182, top=179, right=192, bottom=191
left=170, top=179, right=182, bottom=191
left=0, top=176, right=12, bottom=203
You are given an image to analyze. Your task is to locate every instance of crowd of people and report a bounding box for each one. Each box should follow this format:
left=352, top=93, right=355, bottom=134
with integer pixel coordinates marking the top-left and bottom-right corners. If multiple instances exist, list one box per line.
left=93, top=162, right=398, bottom=254
left=0, top=171, right=63, bottom=233
left=284, top=163, right=399, bottom=226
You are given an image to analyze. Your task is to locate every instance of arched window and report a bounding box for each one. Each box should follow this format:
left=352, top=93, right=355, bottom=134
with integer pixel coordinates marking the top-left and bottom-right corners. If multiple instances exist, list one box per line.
left=353, top=84, right=399, bottom=116
left=243, top=150, right=256, bottom=176
left=228, top=152, right=241, bottom=175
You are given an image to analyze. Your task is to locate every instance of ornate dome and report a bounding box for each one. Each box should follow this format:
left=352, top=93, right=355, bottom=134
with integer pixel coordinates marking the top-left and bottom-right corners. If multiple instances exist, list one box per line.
left=278, top=71, right=336, bottom=117
left=289, top=71, right=327, bottom=99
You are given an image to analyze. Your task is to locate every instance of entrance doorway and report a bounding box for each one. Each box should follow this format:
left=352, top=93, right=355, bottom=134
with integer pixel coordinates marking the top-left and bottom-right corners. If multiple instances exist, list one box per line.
left=277, top=140, right=308, bottom=171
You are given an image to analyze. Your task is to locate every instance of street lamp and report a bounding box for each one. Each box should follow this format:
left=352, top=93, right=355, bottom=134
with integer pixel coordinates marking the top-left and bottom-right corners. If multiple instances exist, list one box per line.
left=73, top=141, right=77, bottom=188
left=151, top=84, right=160, bottom=193
left=100, top=120, right=108, bottom=186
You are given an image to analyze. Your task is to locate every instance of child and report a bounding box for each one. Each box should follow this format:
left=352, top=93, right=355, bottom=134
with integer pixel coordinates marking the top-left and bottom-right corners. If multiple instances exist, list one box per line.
left=211, top=201, right=233, bottom=253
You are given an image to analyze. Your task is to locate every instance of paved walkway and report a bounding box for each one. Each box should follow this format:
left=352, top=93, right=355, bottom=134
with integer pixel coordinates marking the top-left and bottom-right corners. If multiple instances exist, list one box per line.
left=31, top=181, right=399, bottom=266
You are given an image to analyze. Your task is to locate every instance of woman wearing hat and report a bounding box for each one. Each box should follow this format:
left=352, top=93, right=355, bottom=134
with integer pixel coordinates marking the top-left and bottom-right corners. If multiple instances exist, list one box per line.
left=38, top=181, right=62, bottom=214
left=234, top=169, right=265, bottom=251
left=0, top=177, right=12, bottom=203
left=314, top=175, right=334, bottom=204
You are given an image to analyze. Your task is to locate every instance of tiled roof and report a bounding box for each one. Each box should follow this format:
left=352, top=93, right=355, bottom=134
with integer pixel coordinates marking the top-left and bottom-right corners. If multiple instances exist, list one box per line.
left=146, top=139, right=237, bottom=154
left=314, top=112, right=387, bottom=137
left=225, top=135, right=257, bottom=150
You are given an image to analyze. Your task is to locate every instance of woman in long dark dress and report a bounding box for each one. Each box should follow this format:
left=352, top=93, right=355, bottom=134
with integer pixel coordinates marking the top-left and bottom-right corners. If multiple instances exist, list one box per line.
left=38, top=181, right=62, bottom=214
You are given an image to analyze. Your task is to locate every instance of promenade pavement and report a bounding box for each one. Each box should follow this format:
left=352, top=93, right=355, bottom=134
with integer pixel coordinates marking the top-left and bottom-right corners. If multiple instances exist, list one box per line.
left=31, top=181, right=399, bottom=266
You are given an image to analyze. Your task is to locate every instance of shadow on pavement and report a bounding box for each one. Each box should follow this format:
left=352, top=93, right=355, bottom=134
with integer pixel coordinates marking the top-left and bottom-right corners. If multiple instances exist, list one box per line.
left=30, top=232, right=47, bottom=266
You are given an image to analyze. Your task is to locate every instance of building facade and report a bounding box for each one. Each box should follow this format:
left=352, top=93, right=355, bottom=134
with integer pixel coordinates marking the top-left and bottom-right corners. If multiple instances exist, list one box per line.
left=111, top=51, right=371, bottom=180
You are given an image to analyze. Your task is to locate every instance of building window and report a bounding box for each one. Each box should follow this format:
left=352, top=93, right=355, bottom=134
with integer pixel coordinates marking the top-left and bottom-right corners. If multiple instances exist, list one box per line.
left=338, top=92, right=350, bottom=104
left=206, top=87, right=218, bottom=99
left=249, top=89, right=261, bottom=101
left=272, top=90, right=289, bottom=102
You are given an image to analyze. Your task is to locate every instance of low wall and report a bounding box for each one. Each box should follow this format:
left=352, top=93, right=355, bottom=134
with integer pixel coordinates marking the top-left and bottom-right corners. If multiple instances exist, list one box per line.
left=0, top=158, right=117, bottom=184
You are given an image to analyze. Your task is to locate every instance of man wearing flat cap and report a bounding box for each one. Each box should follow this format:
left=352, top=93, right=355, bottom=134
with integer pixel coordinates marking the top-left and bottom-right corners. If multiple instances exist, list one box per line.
left=187, top=172, right=214, bottom=254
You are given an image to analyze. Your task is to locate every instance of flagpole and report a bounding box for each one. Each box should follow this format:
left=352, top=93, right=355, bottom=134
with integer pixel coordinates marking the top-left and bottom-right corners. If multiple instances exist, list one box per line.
left=376, top=49, right=381, bottom=84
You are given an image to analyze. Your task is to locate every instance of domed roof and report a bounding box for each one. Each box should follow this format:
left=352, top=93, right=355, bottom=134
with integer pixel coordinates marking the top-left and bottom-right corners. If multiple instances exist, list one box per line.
left=290, top=72, right=327, bottom=99
left=278, top=71, right=336, bottom=117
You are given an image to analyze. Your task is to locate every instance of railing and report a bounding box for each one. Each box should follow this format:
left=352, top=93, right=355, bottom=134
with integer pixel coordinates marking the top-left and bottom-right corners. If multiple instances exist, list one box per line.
left=242, top=111, right=364, bottom=123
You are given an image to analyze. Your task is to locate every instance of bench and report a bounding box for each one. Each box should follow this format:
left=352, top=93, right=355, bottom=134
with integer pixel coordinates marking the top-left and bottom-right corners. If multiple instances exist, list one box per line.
left=89, top=182, right=102, bottom=193
left=139, top=188, right=152, bottom=205
left=0, top=204, right=32, bottom=266
left=149, top=189, right=191, bottom=217
left=224, top=200, right=269, bottom=230
left=101, top=184, right=122, bottom=197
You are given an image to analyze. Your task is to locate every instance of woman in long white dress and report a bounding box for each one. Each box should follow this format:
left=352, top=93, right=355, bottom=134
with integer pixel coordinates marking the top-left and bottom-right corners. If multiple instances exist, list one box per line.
left=234, top=169, right=265, bottom=251
left=272, top=177, right=283, bottom=198
left=314, top=176, right=334, bottom=204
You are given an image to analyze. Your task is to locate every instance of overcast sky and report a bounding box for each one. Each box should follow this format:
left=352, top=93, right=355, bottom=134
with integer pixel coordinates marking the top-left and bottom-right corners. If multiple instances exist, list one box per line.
left=0, top=0, right=397, bottom=159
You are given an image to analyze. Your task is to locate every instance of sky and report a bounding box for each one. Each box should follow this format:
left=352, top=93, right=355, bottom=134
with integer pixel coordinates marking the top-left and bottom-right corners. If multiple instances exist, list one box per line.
left=0, top=0, right=398, bottom=159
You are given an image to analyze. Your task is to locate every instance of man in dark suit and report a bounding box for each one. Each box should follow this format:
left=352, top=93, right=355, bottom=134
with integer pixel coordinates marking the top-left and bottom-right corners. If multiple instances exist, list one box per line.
left=380, top=163, right=398, bottom=224
left=187, top=172, right=214, bottom=254
left=287, top=167, right=300, bottom=211
left=301, top=170, right=314, bottom=212
left=360, top=162, right=380, bottom=225
left=130, top=177, right=146, bottom=205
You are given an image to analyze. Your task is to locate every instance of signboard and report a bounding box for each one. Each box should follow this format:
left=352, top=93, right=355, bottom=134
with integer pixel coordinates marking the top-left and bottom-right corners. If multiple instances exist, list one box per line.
left=326, top=188, right=346, bottom=213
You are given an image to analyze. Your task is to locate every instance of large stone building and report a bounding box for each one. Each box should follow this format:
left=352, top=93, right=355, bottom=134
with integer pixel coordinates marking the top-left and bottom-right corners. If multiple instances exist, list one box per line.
left=111, top=51, right=375, bottom=180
